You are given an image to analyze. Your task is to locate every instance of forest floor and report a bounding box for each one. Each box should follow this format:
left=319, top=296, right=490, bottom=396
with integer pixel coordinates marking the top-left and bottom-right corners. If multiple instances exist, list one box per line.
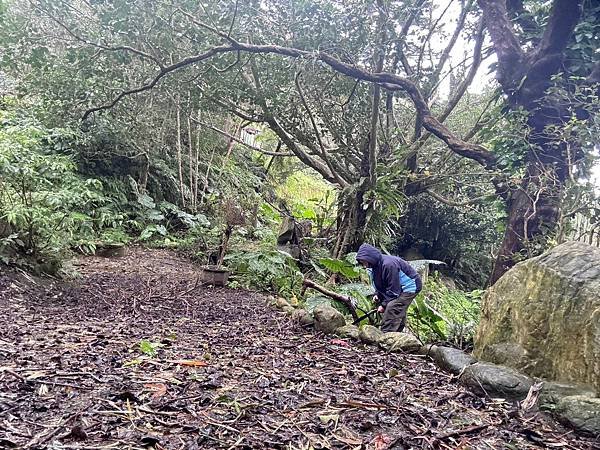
left=1, top=247, right=598, bottom=450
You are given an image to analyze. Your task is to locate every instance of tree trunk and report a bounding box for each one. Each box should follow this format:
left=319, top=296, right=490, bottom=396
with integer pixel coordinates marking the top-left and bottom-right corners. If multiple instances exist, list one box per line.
left=175, top=100, right=186, bottom=208
left=332, top=188, right=369, bottom=258
left=138, top=152, right=150, bottom=194
left=489, top=136, right=564, bottom=285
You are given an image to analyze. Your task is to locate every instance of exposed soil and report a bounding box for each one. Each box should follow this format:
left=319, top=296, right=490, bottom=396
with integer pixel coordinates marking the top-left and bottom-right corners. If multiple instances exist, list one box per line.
left=0, top=247, right=598, bottom=449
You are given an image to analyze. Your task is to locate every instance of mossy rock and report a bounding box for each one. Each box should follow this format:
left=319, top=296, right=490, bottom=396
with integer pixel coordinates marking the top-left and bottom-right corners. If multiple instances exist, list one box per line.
left=291, top=308, right=314, bottom=326
left=358, top=325, right=383, bottom=345
left=459, top=362, right=533, bottom=400
left=554, top=395, right=600, bottom=435
left=475, top=241, right=600, bottom=392
left=378, top=332, right=420, bottom=353
left=313, top=305, right=345, bottom=334
left=336, top=324, right=360, bottom=340
left=275, top=297, right=293, bottom=309
left=430, top=346, right=477, bottom=375
left=539, top=382, right=596, bottom=410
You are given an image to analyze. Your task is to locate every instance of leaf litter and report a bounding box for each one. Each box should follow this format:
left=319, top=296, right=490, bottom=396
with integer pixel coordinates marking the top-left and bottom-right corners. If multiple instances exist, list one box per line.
left=0, top=247, right=598, bottom=449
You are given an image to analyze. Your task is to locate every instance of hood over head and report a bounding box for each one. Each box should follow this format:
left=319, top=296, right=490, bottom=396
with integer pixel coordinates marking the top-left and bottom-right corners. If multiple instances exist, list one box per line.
left=356, top=243, right=382, bottom=266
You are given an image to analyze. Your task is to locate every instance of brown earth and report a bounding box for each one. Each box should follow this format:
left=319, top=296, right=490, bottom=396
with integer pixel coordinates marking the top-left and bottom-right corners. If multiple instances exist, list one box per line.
left=0, top=247, right=598, bottom=449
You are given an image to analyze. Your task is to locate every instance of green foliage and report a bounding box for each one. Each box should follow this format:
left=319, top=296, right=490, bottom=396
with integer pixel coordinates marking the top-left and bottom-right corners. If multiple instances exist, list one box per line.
left=408, top=274, right=482, bottom=347
left=394, top=193, right=502, bottom=288
left=224, top=249, right=303, bottom=297
left=0, top=106, right=114, bottom=267
left=319, top=253, right=362, bottom=280
left=139, top=339, right=162, bottom=357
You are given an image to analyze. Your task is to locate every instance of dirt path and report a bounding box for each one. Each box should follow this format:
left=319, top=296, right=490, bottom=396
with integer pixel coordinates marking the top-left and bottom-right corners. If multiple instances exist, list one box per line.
left=0, top=248, right=598, bottom=449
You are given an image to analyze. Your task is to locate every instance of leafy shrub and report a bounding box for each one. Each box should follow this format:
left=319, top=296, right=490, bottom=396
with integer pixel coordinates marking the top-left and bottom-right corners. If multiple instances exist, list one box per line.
left=408, top=273, right=482, bottom=347
left=0, top=108, right=113, bottom=267
left=224, top=249, right=303, bottom=296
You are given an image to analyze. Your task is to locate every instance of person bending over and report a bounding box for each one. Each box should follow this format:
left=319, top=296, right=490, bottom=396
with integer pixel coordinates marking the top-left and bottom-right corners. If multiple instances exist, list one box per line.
left=356, top=243, right=422, bottom=333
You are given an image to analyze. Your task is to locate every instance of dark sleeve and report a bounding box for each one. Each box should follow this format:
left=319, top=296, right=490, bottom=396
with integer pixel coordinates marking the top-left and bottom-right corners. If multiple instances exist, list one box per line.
left=380, top=264, right=401, bottom=306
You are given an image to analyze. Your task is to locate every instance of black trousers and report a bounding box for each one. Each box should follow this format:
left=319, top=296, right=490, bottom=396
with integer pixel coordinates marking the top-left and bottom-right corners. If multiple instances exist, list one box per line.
left=381, top=292, right=418, bottom=332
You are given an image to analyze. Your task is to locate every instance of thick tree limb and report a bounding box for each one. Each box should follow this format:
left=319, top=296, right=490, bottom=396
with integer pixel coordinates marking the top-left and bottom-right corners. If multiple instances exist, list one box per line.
left=302, top=278, right=359, bottom=320
left=534, top=0, right=582, bottom=61
left=82, top=38, right=496, bottom=169
left=477, top=0, right=525, bottom=89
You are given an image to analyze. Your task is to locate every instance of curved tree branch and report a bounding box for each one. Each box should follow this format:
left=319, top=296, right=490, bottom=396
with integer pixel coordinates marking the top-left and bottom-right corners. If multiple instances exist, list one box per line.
left=82, top=37, right=497, bottom=169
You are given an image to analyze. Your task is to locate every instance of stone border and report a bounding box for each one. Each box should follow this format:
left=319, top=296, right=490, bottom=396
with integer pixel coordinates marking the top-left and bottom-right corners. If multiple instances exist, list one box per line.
left=267, top=296, right=600, bottom=435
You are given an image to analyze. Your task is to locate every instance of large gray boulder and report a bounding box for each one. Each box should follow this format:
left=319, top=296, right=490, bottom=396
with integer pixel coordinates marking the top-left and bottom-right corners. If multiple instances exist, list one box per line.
left=378, top=332, right=420, bottom=353
left=430, top=346, right=477, bottom=375
left=313, top=305, right=346, bottom=334
left=475, top=241, right=600, bottom=392
left=554, top=395, right=600, bottom=435
left=459, top=362, right=534, bottom=400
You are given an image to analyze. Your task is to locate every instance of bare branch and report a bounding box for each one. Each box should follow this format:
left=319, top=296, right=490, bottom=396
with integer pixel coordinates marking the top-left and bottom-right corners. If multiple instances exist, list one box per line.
left=428, top=0, right=474, bottom=96
left=425, top=188, right=492, bottom=207
left=440, top=18, right=486, bottom=123
left=82, top=45, right=236, bottom=120
left=294, top=72, right=347, bottom=186
left=191, top=118, right=294, bottom=156
left=35, top=2, right=164, bottom=68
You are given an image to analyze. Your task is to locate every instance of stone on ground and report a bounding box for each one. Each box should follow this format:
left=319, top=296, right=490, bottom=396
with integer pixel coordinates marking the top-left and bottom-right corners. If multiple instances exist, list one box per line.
left=554, top=395, right=600, bottom=435
left=313, top=305, right=346, bottom=334
left=359, top=325, right=383, bottom=345
left=430, top=346, right=477, bottom=375
left=291, top=308, right=314, bottom=326
left=539, top=382, right=597, bottom=410
left=474, top=241, right=600, bottom=392
left=335, top=324, right=360, bottom=340
left=378, top=332, right=420, bottom=353
left=459, top=362, right=533, bottom=400
left=275, top=297, right=293, bottom=309
left=282, top=305, right=295, bottom=315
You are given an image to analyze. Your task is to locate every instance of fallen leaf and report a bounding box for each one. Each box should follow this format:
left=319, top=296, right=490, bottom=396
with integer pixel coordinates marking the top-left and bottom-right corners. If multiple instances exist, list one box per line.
left=330, top=339, right=350, bottom=347
left=319, top=413, right=339, bottom=425
left=173, top=359, right=208, bottom=367
left=373, top=433, right=392, bottom=450
left=144, top=383, right=167, bottom=399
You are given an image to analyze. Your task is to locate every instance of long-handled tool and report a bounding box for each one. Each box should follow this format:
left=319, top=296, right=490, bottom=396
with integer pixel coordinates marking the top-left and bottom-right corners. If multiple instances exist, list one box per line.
left=352, top=308, right=379, bottom=325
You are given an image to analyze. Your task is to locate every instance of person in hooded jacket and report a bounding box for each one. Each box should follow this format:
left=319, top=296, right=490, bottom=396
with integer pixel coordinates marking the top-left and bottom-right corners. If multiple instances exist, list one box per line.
left=356, top=243, right=422, bottom=333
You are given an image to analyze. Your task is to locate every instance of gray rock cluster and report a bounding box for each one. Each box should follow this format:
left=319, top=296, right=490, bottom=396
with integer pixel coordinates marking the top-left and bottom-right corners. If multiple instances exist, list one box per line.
left=268, top=275, right=600, bottom=436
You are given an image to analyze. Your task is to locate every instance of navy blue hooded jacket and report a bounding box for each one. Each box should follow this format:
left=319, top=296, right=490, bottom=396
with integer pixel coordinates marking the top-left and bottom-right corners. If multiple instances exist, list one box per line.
left=356, top=244, right=422, bottom=306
